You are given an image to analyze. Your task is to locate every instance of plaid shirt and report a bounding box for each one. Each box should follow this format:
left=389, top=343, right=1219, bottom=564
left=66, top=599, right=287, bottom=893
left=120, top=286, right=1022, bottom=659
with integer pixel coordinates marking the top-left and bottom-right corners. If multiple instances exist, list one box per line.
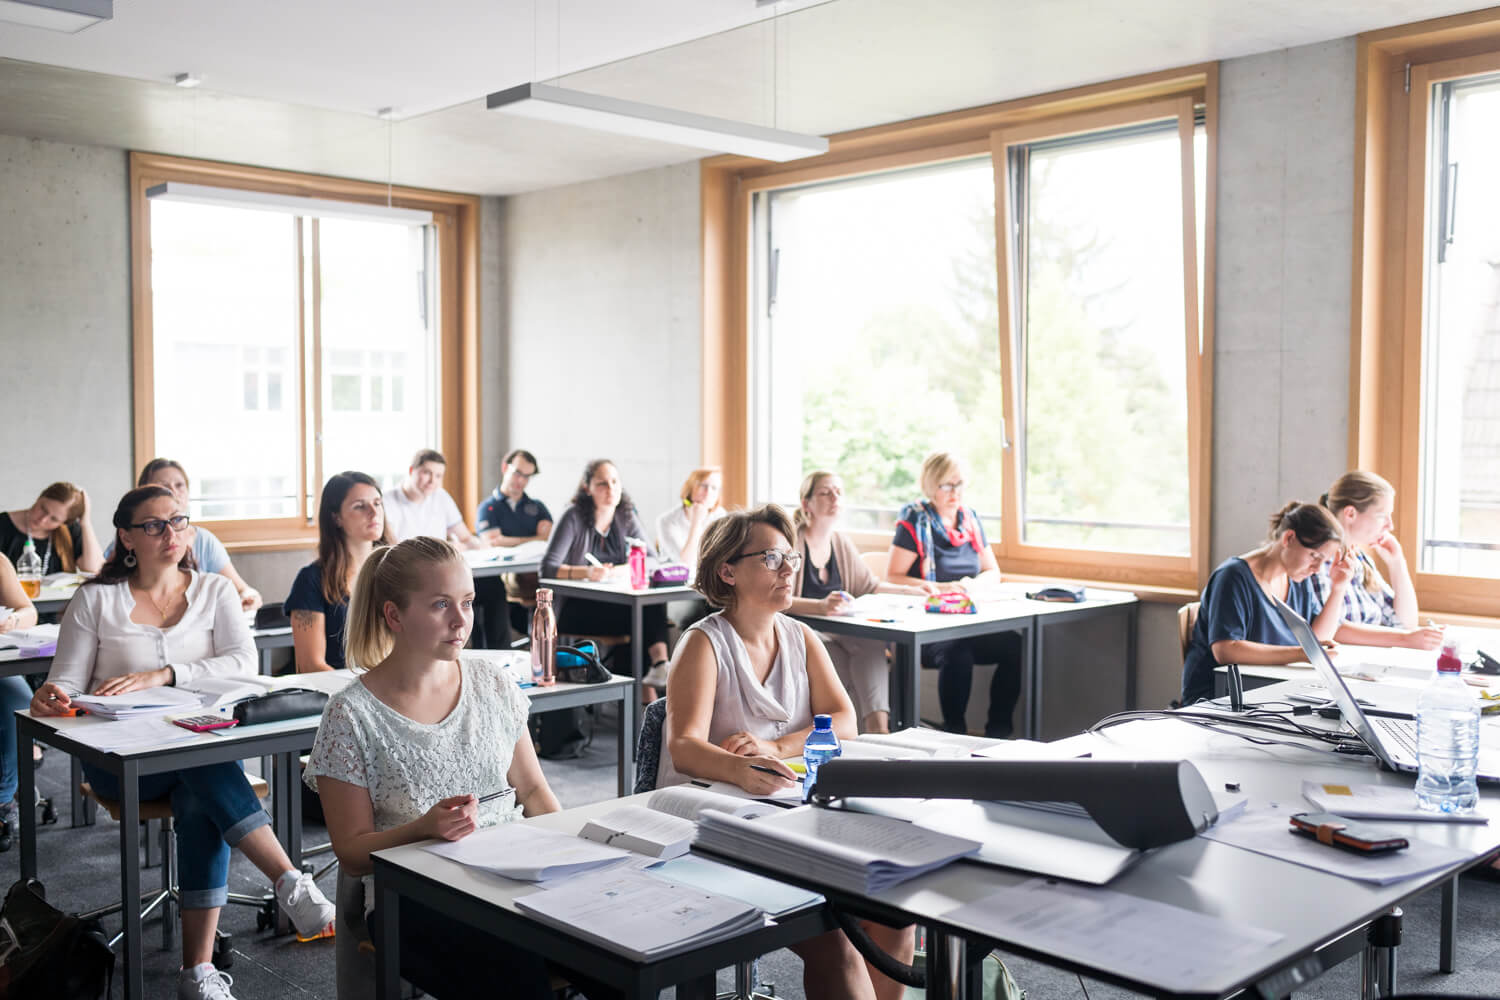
left=1308, top=549, right=1398, bottom=627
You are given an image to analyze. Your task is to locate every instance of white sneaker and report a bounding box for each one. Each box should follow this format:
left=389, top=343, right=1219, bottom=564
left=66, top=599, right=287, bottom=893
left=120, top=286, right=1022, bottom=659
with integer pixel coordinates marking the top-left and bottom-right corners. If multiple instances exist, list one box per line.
left=178, top=965, right=237, bottom=1000
left=277, top=870, right=336, bottom=941
left=642, top=662, right=670, bottom=688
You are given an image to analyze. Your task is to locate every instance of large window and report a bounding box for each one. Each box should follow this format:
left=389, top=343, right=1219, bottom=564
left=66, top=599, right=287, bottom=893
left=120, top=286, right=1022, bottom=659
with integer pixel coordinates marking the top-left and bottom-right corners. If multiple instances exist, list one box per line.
left=1418, top=71, right=1500, bottom=579
left=727, top=76, right=1215, bottom=589
left=1354, top=14, right=1500, bottom=616
left=131, top=153, right=480, bottom=548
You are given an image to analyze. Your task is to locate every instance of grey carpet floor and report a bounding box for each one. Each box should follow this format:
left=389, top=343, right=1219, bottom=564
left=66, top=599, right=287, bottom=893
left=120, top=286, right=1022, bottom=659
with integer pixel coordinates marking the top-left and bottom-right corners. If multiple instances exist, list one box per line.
left=6, top=705, right=1500, bottom=999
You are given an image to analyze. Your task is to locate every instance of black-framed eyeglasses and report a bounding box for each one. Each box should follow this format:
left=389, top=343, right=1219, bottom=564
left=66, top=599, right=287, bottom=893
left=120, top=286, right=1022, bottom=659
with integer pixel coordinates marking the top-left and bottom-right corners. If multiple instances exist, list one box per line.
left=130, top=515, right=190, bottom=537
left=730, top=548, right=803, bottom=572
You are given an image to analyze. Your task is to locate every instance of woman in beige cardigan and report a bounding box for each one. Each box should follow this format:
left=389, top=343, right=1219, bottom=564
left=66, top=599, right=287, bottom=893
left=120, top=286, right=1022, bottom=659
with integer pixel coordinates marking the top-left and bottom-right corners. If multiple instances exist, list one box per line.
left=788, top=471, right=933, bottom=733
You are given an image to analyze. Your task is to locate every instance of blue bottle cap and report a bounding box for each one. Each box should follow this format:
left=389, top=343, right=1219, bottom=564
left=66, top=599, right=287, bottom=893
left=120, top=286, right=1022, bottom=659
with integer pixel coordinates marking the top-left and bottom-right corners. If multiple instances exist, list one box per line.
left=813, top=714, right=833, bottom=728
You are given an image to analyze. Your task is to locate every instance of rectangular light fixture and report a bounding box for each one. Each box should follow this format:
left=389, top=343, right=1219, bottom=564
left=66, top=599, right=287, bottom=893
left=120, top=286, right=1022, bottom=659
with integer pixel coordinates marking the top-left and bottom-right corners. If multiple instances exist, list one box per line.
left=486, top=82, right=828, bottom=163
left=0, top=0, right=110, bottom=33
left=145, top=182, right=434, bottom=227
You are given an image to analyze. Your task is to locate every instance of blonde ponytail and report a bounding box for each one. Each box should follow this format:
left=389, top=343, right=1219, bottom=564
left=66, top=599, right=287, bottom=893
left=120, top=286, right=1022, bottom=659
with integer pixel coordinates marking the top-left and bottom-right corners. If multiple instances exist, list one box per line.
left=793, top=471, right=836, bottom=533
left=345, top=537, right=464, bottom=671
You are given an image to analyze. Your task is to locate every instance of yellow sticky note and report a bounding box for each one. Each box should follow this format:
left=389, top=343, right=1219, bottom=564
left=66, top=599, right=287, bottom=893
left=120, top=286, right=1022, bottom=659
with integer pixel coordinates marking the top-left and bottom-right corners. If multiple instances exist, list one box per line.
left=1320, top=784, right=1352, bottom=796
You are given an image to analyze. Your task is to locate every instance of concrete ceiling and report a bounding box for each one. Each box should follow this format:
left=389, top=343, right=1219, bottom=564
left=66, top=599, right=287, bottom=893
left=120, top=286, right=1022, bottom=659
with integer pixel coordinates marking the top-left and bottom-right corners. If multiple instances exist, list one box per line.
left=0, top=0, right=1488, bottom=195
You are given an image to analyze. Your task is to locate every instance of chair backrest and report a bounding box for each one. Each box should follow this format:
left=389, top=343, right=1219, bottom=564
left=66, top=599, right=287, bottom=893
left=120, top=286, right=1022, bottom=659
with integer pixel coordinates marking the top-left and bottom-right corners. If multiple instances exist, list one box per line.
left=860, top=550, right=887, bottom=580
left=634, top=698, right=667, bottom=794
left=1177, top=602, right=1200, bottom=660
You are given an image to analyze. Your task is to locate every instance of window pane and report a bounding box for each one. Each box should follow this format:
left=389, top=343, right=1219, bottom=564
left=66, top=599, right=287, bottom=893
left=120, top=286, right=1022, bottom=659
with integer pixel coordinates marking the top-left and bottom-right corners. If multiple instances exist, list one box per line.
left=150, top=200, right=299, bottom=520
left=1015, top=124, right=1193, bottom=554
left=1421, top=73, right=1500, bottom=577
left=755, top=159, right=1004, bottom=534
left=319, top=220, right=436, bottom=492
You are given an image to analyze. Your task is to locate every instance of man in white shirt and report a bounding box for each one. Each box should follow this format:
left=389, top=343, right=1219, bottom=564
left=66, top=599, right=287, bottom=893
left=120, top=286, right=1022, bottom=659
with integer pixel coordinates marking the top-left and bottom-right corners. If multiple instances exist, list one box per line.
left=382, top=449, right=484, bottom=548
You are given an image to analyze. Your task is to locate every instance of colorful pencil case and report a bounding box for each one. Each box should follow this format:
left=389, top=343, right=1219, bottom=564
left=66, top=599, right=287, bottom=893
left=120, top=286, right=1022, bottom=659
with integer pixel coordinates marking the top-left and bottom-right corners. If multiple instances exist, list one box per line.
left=925, top=592, right=976, bottom=615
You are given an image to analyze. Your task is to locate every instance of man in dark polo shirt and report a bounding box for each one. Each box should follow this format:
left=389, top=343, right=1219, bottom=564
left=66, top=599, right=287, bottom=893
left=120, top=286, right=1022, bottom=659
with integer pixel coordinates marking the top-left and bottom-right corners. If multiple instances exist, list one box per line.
left=474, top=449, right=553, bottom=643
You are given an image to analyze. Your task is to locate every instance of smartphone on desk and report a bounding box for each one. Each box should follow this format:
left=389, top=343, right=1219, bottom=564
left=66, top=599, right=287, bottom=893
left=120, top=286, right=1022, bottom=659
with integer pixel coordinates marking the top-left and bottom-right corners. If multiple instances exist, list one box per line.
left=1288, top=812, right=1408, bottom=854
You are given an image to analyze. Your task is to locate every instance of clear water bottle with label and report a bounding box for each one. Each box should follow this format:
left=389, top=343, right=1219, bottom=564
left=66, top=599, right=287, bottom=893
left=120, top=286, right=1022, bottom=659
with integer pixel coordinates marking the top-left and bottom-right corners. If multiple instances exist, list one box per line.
left=16, top=538, right=41, bottom=598
left=802, top=714, right=841, bottom=802
left=1416, top=638, right=1479, bottom=814
left=531, top=588, right=557, bottom=686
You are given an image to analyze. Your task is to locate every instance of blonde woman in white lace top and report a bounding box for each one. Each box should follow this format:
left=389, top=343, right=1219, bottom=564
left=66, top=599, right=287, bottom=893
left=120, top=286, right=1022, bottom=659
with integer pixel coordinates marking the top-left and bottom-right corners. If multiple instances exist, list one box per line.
left=305, top=536, right=565, bottom=999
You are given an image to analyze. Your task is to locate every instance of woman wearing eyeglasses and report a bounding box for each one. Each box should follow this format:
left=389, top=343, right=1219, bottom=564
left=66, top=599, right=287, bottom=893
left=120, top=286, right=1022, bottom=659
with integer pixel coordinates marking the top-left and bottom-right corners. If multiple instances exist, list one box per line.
left=660, top=505, right=911, bottom=1000
left=32, top=486, right=335, bottom=1000
left=103, top=459, right=262, bottom=611
left=790, top=471, right=931, bottom=734
left=885, top=451, right=1020, bottom=737
left=1179, top=501, right=1346, bottom=706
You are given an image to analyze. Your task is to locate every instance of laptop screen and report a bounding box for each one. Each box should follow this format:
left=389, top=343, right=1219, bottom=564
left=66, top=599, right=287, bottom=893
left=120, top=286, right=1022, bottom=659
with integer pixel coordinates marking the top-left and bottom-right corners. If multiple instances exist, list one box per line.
left=1270, top=599, right=1401, bottom=770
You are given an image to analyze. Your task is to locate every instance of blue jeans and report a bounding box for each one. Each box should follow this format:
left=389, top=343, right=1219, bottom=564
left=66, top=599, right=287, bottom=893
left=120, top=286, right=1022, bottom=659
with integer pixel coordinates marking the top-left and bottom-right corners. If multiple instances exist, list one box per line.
left=82, top=761, right=271, bottom=909
left=0, top=674, right=34, bottom=808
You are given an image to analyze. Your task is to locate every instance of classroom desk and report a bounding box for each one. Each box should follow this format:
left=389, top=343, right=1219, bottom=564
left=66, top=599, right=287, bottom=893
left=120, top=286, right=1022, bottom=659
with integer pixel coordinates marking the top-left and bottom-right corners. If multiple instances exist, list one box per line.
left=539, top=579, right=698, bottom=718
left=32, top=584, right=75, bottom=617
left=16, top=711, right=316, bottom=1000
left=371, top=793, right=832, bottom=1000
left=465, top=549, right=542, bottom=579
left=792, top=584, right=1138, bottom=735
left=699, top=697, right=1500, bottom=1000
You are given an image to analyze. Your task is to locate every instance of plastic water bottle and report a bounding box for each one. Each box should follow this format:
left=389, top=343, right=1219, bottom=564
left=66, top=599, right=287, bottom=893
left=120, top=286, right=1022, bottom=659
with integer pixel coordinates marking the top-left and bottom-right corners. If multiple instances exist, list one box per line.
left=802, top=714, right=841, bottom=802
left=1416, top=639, right=1479, bottom=814
left=16, top=538, right=41, bottom=598
left=627, top=538, right=648, bottom=591
left=531, top=588, right=557, bottom=686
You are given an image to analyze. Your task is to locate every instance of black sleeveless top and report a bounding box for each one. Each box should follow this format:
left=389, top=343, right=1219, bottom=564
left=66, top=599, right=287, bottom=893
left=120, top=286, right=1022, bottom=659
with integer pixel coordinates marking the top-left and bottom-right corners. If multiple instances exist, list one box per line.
left=801, top=544, right=844, bottom=600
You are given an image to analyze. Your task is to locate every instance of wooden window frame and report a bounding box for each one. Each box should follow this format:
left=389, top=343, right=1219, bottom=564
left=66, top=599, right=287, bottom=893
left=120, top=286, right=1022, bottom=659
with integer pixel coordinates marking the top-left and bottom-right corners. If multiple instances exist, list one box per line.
left=702, top=65, right=1217, bottom=591
left=129, top=152, right=481, bottom=553
left=1353, top=11, right=1500, bottom=616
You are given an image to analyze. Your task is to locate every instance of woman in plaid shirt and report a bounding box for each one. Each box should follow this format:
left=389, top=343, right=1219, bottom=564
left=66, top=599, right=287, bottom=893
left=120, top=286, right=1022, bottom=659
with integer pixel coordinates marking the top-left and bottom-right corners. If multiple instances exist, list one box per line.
left=1309, top=471, right=1445, bottom=650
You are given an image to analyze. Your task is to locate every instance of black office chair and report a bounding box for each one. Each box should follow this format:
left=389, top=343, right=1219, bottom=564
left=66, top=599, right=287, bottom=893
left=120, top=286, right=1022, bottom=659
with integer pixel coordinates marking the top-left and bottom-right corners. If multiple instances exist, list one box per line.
left=634, top=699, right=775, bottom=1000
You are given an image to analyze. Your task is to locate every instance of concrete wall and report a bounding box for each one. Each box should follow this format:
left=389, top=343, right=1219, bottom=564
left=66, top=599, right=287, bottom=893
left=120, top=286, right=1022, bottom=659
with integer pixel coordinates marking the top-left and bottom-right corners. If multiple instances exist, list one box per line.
left=497, top=161, right=703, bottom=525
left=0, top=136, right=132, bottom=545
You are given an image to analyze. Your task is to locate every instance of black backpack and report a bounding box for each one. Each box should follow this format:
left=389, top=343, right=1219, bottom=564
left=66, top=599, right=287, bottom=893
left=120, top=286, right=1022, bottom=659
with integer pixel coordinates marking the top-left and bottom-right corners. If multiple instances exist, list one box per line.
left=0, top=879, right=113, bottom=1000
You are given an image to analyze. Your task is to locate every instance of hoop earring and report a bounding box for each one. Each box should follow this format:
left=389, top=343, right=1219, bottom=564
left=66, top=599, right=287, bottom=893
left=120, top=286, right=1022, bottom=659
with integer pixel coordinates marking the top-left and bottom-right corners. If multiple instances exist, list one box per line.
left=123, top=551, right=137, bottom=569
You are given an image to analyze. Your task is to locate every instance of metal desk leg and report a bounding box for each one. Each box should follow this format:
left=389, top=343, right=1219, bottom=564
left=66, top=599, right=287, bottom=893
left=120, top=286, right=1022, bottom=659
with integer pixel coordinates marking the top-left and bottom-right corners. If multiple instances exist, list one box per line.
left=121, top=760, right=144, bottom=1000
left=375, top=886, right=400, bottom=1000
left=618, top=688, right=636, bottom=797
left=676, top=971, right=717, bottom=1000
left=71, top=754, right=95, bottom=826
left=925, top=927, right=983, bottom=1000
left=1360, top=907, right=1402, bottom=999
left=260, top=647, right=274, bottom=675
left=631, top=601, right=644, bottom=735
left=17, top=724, right=36, bottom=880
left=1440, top=877, right=1457, bottom=973
left=1025, top=620, right=1041, bottom=740
left=904, top=639, right=923, bottom=731
left=1124, top=602, right=1139, bottom=710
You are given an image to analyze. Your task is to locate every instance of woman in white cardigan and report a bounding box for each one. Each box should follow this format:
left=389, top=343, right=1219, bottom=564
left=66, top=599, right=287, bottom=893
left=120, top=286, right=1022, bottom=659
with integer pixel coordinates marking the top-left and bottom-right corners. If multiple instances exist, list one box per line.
left=32, top=486, right=335, bottom=1000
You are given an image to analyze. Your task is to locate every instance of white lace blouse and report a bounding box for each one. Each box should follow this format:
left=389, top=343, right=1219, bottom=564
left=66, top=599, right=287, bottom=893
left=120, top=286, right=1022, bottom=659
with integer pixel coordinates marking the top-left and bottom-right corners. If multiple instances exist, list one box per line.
left=304, top=656, right=530, bottom=901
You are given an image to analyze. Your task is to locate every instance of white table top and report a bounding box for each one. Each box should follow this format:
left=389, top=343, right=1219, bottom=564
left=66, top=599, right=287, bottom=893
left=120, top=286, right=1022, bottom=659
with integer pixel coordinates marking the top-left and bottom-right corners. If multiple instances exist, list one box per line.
left=539, top=578, right=698, bottom=600
left=794, top=582, right=1136, bottom=637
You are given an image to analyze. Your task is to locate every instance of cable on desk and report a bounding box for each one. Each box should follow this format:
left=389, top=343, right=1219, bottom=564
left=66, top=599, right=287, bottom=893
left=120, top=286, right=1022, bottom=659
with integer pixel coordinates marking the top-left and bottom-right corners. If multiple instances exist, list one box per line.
left=1088, top=709, right=1357, bottom=756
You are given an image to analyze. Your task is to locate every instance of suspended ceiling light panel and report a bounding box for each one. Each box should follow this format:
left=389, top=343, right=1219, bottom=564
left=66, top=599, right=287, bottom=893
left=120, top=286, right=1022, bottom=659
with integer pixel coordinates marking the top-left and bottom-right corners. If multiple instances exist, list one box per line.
left=487, top=82, right=828, bottom=162
left=0, top=0, right=110, bottom=33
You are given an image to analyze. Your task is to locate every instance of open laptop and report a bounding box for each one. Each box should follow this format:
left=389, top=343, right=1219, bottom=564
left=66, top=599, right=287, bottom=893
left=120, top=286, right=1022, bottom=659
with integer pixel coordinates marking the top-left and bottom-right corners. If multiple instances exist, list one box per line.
left=1272, top=600, right=1500, bottom=783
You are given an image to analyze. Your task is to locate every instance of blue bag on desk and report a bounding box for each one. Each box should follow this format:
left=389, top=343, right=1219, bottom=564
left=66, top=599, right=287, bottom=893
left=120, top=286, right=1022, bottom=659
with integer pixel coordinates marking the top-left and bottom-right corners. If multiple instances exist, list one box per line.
left=530, top=642, right=605, bottom=759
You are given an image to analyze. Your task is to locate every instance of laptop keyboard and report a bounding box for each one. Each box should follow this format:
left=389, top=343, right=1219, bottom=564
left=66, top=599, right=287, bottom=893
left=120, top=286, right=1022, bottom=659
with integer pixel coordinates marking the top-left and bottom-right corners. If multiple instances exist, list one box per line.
left=1376, top=717, right=1419, bottom=758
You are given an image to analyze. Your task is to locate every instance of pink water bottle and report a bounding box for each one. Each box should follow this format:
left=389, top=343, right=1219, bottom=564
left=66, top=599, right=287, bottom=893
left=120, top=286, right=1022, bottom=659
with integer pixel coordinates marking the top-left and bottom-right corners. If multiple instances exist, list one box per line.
left=628, top=539, right=648, bottom=591
left=531, top=588, right=557, bottom=686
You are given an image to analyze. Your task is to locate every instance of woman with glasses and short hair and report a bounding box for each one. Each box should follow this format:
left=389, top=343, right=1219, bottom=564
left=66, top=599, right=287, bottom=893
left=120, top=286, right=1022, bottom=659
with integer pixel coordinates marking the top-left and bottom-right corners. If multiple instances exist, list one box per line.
left=32, top=486, right=335, bottom=1000
left=884, top=452, right=1020, bottom=737
left=1179, top=501, right=1346, bottom=705
left=659, top=504, right=911, bottom=1000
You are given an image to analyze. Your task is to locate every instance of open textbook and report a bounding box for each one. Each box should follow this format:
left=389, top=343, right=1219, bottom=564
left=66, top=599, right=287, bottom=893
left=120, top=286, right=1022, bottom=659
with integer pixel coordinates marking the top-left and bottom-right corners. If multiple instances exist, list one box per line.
left=576, top=786, right=780, bottom=859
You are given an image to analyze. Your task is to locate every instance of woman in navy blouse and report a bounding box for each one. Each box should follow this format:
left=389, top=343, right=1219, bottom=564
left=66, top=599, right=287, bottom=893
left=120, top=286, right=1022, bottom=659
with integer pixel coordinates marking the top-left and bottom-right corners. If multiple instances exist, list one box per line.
left=1180, top=501, right=1346, bottom=704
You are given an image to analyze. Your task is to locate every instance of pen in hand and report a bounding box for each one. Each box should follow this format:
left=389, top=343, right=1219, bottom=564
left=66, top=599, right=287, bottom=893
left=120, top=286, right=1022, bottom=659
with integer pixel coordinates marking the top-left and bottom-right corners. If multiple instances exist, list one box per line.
left=584, top=553, right=605, bottom=569
left=477, top=788, right=513, bottom=804
left=748, top=763, right=802, bottom=783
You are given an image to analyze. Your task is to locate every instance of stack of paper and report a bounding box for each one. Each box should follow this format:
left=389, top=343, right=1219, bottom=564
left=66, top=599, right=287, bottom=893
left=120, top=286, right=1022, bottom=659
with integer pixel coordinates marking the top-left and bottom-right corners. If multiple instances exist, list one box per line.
left=645, top=855, right=822, bottom=917
left=577, top=786, right=781, bottom=859
left=71, top=687, right=205, bottom=720
left=64, top=717, right=201, bottom=752
left=694, top=804, right=980, bottom=894
left=851, top=728, right=991, bottom=756
left=422, top=823, right=630, bottom=881
left=1302, top=780, right=1490, bottom=823
left=0, top=624, right=60, bottom=657
left=515, top=868, right=765, bottom=961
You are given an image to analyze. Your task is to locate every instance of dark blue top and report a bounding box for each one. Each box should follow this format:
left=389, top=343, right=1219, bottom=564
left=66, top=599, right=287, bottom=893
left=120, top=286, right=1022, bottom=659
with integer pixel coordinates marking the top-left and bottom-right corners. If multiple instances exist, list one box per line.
left=1180, top=557, right=1319, bottom=704
left=890, top=509, right=987, bottom=582
left=475, top=490, right=553, bottom=538
left=284, top=563, right=348, bottom=671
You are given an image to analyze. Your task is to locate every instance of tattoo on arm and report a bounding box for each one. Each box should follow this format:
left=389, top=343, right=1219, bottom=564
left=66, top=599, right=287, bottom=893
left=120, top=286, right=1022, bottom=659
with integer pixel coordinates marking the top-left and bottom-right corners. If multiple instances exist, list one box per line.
left=290, top=610, right=319, bottom=630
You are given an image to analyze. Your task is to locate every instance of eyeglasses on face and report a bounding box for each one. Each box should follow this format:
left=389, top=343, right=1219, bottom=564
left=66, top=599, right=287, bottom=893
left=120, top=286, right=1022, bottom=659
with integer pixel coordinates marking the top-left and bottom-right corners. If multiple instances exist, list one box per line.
left=936, top=481, right=966, bottom=494
left=730, top=548, right=803, bottom=572
left=131, top=515, right=190, bottom=537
